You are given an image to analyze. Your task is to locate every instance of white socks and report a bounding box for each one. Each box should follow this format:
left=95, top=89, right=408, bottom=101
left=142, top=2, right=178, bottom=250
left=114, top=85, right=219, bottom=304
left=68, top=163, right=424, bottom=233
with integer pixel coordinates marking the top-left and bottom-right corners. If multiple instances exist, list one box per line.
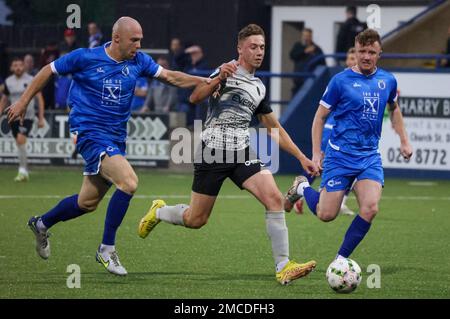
left=296, top=181, right=310, bottom=197
left=17, top=144, right=28, bottom=173
left=157, top=204, right=188, bottom=226
left=265, top=211, right=289, bottom=271
left=276, top=259, right=289, bottom=273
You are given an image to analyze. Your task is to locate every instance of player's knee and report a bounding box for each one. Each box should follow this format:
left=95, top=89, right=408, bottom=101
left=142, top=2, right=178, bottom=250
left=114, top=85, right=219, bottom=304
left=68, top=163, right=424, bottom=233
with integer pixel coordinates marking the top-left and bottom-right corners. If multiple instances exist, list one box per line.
left=263, top=191, right=284, bottom=211
left=317, top=209, right=338, bottom=222
left=117, top=174, right=139, bottom=194
left=360, top=203, right=378, bottom=220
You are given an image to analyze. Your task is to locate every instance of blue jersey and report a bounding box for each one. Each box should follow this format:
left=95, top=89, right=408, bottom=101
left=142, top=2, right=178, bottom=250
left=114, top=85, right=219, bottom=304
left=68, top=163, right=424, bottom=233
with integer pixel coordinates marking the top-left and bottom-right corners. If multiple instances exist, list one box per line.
left=321, top=114, right=335, bottom=152
left=320, top=67, right=397, bottom=156
left=51, top=42, right=161, bottom=142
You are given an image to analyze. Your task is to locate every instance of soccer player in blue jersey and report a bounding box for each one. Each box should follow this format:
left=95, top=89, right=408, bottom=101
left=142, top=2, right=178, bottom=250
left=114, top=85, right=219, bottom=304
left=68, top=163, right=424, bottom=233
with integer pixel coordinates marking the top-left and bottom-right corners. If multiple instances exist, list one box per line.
left=286, top=47, right=357, bottom=216
left=7, top=17, right=207, bottom=275
left=285, top=29, right=412, bottom=261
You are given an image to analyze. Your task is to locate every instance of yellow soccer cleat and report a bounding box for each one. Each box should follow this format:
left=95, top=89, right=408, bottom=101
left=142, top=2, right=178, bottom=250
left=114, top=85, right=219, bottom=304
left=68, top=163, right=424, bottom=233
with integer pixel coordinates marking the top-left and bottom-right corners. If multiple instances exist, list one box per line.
left=276, top=260, right=317, bottom=285
left=138, top=199, right=166, bottom=238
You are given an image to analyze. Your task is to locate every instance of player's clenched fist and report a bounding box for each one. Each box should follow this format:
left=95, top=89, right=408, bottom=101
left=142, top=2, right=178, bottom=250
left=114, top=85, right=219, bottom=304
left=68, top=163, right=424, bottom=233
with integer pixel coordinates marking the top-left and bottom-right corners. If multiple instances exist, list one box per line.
left=300, top=157, right=320, bottom=177
left=218, top=61, right=239, bottom=80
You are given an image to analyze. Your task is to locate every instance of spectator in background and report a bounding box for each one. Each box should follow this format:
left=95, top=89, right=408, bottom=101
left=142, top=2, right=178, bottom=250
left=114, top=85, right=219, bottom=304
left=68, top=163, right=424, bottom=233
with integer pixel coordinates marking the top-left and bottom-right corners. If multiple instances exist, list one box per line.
left=130, top=76, right=149, bottom=113
left=289, top=28, right=325, bottom=95
left=88, top=22, right=103, bottom=48
left=345, top=47, right=357, bottom=68
left=39, top=42, right=60, bottom=109
left=24, top=54, right=39, bottom=76
left=336, top=6, right=367, bottom=55
left=178, top=45, right=208, bottom=127
left=60, top=28, right=79, bottom=53
left=142, top=57, right=178, bottom=113
left=169, top=37, right=190, bottom=71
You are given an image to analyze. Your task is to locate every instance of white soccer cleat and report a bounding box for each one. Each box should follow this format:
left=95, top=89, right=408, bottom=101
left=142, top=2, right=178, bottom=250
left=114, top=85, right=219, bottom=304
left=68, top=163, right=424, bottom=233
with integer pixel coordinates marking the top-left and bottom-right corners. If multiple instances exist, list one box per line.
left=27, top=216, right=51, bottom=259
left=14, top=172, right=29, bottom=182
left=96, top=247, right=128, bottom=276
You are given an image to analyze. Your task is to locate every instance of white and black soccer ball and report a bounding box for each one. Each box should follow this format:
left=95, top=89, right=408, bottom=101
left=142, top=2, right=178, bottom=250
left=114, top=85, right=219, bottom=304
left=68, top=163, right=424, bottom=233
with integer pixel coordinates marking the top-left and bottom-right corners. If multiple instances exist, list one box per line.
left=326, top=258, right=362, bottom=293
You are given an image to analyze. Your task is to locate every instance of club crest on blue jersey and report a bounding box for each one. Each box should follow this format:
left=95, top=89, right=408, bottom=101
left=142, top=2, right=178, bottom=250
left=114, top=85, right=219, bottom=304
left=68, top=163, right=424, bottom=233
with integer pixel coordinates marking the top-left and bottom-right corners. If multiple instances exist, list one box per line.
left=121, top=65, right=130, bottom=76
left=377, top=79, right=386, bottom=90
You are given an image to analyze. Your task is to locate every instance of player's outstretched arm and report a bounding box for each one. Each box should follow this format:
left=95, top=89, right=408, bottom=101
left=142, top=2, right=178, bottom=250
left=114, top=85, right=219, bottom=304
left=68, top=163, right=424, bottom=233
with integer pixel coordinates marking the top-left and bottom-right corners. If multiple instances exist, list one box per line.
left=157, top=68, right=207, bottom=89
left=388, top=102, right=413, bottom=159
left=258, top=112, right=319, bottom=176
left=312, top=104, right=330, bottom=171
left=189, top=61, right=238, bottom=104
left=6, top=64, right=53, bottom=123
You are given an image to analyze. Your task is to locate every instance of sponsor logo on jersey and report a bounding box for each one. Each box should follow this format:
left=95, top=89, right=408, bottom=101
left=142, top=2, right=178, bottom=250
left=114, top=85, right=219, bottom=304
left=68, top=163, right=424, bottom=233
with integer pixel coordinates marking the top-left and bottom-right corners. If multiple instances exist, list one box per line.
left=102, top=79, right=122, bottom=105
left=327, top=179, right=342, bottom=188
left=232, top=94, right=256, bottom=110
left=362, top=92, right=380, bottom=120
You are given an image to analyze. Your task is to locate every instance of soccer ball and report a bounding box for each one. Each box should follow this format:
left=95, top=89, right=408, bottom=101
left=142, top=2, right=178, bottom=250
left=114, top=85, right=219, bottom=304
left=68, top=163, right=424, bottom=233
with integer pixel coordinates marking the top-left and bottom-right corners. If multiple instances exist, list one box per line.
left=326, top=258, right=362, bottom=293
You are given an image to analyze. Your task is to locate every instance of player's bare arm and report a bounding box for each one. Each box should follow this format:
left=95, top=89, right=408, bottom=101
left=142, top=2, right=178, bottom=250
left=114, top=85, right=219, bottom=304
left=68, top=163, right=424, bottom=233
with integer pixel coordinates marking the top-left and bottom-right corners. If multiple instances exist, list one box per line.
left=157, top=68, right=207, bottom=89
left=7, top=64, right=53, bottom=123
left=388, top=101, right=413, bottom=159
left=36, top=92, right=45, bottom=128
left=311, top=104, right=331, bottom=170
left=258, top=112, right=319, bottom=176
left=189, top=61, right=238, bottom=104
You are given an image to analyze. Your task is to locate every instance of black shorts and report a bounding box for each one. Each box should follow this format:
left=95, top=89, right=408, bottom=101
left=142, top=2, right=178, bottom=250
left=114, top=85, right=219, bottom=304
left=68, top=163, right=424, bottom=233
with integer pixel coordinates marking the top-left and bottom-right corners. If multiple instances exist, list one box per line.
left=10, top=119, right=33, bottom=138
left=192, top=143, right=263, bottom=196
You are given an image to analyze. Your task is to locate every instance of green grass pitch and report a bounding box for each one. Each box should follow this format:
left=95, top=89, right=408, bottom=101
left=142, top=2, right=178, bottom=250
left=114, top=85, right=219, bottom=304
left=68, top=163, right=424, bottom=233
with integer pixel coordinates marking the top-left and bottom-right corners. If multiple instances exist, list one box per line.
left=0, top=167, right=449, bottom=298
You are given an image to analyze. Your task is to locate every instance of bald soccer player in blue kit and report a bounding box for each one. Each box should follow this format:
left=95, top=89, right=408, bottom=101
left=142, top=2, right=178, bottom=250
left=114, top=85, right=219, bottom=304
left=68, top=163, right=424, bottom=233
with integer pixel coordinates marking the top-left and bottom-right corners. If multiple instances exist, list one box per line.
left=7, top=17, right=207, bottom=275
left=285, top=29, right=413, bottom=262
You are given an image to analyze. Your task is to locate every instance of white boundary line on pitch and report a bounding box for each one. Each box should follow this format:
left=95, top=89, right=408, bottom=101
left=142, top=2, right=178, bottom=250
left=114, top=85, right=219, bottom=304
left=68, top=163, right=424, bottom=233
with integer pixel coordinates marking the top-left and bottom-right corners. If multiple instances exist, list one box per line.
left=1, top=195, right=450, bottom=201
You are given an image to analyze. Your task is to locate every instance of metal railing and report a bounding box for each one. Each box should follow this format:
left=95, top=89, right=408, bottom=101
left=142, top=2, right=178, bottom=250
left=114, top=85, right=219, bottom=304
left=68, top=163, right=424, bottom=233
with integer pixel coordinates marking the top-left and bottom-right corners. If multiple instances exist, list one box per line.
left=306, top=53, right=450, bottom=70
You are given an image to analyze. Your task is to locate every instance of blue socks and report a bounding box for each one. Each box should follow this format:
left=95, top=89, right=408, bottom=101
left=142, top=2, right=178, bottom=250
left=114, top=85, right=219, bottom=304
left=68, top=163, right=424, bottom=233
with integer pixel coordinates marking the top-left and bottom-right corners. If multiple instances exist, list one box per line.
left=102, top=189, right=133, bottom=246
left=338, top=215, right=371, bottom=258
left=40, top=189, right=133, bottom=246
left=303, top=187, right=320, bottom=215
left=41, top=194, right=87, bottom=228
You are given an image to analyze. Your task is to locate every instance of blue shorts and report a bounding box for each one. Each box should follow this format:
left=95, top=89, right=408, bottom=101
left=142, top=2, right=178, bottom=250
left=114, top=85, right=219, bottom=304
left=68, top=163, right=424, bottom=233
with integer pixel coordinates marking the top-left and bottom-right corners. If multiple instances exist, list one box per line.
left=76, top=135, right=126, bottom=176
left=320, top=147, right=384, bottom=192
